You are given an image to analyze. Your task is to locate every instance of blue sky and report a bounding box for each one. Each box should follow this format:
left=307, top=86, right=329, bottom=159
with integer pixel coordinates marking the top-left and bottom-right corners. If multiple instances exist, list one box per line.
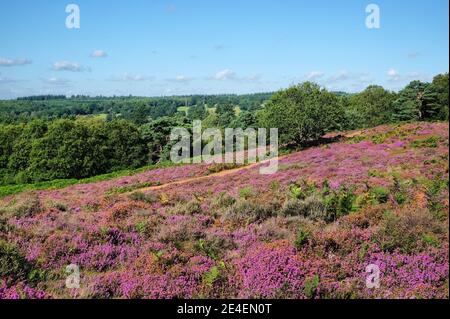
left=0, top=0, right=448, bottom=99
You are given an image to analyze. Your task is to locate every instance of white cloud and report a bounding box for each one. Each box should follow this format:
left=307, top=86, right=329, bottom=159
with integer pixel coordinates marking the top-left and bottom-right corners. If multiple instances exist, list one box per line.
left=109, top=73, right=150, bottom=82
left=323, top=70, right=373, bottom=85
left=212, top=69, right=236, bottom=80
left=0, top=57, right=32, bottom=67
left=405, top=72, right=431, bottom=82
left=387, top=68, right=401, bottom=81
left=166, top=75, right=193, bottom=83
left=41, top=77, right=71, bottom=86
left=306, top=71, right=324, bottom=81
left=244, top=74, right=263, bottom=82
left=90, top=50, right=108, bottom=58
left=53, top=61, right=88, bottom=72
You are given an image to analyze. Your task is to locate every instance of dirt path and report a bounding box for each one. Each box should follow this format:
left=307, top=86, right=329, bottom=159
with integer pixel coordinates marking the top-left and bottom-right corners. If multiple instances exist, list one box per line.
left=130, top=156, right=285, bottom=194
left=128, top=131, right=362, bottom=194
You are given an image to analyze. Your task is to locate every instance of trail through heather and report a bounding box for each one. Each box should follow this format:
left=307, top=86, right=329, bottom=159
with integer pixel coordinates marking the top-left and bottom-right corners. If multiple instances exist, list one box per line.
left=128, top=131, right=362, bottom=194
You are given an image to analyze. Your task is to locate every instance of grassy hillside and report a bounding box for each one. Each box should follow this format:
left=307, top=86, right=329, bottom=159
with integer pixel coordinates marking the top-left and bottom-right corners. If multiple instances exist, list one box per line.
left=0, top=122, right=448, bottom=299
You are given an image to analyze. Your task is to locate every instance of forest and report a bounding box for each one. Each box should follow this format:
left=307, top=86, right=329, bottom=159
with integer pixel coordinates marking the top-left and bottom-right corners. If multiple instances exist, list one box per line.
left=0, top=73, right=448, bottom=187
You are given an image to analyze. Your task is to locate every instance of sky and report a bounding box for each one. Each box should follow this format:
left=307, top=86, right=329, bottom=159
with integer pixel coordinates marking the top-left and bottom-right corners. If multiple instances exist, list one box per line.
left=0, top=0, right=448, bottom=99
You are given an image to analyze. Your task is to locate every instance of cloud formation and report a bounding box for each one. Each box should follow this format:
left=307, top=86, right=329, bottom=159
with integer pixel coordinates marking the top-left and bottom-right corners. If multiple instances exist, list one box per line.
left=166, top=75, right=193, bottom=83
left=41, top=77, right=71, bottom=86
left=109, top=73, right=151, bottom=82
left=53, top=61, right=89, bottom=72
left=306, top=71, right=324, bottom=81
left=90, top=50, right=108, bottom=58
left=0, top=57, right=32, bottom=67
left=387, top=69, right=401, bottom=81
left=212, top=69, right=236, bottom=80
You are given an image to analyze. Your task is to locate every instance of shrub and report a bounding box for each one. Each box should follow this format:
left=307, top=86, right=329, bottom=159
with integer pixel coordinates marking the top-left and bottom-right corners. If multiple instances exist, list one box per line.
left=128, top=191, right=157, bottom=204
left=211, top=192, right=236, bottom=210
left=303, top=274, right=320, bottom=299
left=294, top=227, right=310, bottom=249
left=410, top=136, right=441, bottom=148
left=167, top=200, right=202, bottom=215
left=195, top=235, right=236, bottom=260
left=0, top=240, right=31, bottom=283
left=0, top=193, right=42, bottom=218
left=323, top=188, right=356, bottom=222
left=279, top=196, right=326, bottom=220
left=370, top=187, right=390, bottom=204
left=239, top=187, right=253, bottom=200
left=375, top=207, right=445, bottom=253
left=222, top=200, right=275, bottom=226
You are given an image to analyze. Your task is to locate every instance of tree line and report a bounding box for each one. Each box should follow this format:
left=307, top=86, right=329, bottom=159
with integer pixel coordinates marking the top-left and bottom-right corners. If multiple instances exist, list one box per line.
left=0, top=73, right=447, bottom=186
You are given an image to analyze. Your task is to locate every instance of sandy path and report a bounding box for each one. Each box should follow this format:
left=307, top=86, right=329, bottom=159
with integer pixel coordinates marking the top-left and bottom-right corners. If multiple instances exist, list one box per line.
left=127, top=131, right=361, bottom=194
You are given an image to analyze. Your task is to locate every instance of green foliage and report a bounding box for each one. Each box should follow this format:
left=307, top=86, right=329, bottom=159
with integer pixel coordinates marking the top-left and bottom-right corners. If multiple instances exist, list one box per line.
left=239, top=186, right=253, bottom=199
left=322, top=187, right=356, bottom=222
left=195, top=236, right=236, bottom=260
left=369, top=187, right=390, bottom=204
left=167, top=200, right=203, bottom=215
left=294, top=227, right=310, bottom=249
left=348, top=85, right=397, bottom=128
left=0, top=240, right=33, bottom=284
left=222, top=200, right=276, bottom=225
left=410, top=136, right=441, bottom=148
left=279, top=196, right=326, bottom=220
left=375, top=208, right=444, bottom=254
left=128, top=191, right=157, bottom=204
left=303, top=274, right=320, bottom=299
left=258, top=82, right=345, bottom=146
left=202, top=263, right=226, bottom=287
left=0, top=193, right=42, bottom=218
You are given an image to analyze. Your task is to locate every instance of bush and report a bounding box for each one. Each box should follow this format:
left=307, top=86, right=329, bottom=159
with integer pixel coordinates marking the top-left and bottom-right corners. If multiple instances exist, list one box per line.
left=221, top=200, right=275, bottom=226
left=195, top=235, right=236, bottom=260
left=375, top=207, right=445, bottom=253
left=0, top=240, right=31, bottom=283
left=211, top=192, right=236, bottom=211
left=323, top=188, right=355, bottom=222
left=167, top=200, right=202, bottom=215
left=279, top=196, right=326, bottom=220
left=370, top=187, right=390, bottom=204
left=239, top=187, right=253, bottom=200
left=294, top=227, right=310, bottom=249
left=128, top=191, right=157, bottom=204
left=0, top=193, right=41, bottom=218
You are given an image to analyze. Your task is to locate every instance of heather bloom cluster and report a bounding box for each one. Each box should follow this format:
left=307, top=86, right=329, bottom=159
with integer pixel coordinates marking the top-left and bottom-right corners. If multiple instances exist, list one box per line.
left=0, top=122, right=448, bottom=299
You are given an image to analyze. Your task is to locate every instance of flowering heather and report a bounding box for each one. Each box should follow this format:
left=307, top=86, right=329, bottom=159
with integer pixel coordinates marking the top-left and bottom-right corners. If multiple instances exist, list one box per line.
left=0, top=122, right=448, bottom=299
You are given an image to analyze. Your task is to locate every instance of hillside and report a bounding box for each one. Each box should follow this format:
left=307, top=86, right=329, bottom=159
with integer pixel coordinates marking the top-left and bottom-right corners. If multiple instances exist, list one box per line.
left=1, top=122, right=449, bottom=299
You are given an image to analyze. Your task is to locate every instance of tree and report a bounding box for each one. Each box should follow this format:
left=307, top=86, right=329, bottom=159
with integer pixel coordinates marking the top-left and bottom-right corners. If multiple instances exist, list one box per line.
left=106, top=120, right=147, bottom=170
left=140, top=116, right=189, bottom=163
left=426, top=73, right=449, bottom=120
left=187, top=103, right=207, bottom=121
left=392, top=80, right=436, bottom=122
left=216, top=102, right=236, bottom=127
left=348, top=85, right=396, bottom=128
left=258, top=82, right=344, bottom=146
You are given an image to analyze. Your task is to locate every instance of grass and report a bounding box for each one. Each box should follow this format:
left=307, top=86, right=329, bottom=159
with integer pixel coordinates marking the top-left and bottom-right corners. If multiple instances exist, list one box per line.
left=0, top=161, right=178, bottom=199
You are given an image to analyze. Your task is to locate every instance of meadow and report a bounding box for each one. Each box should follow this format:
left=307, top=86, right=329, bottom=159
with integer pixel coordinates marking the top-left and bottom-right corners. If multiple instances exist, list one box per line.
left=1, top=121, right=448, bottom=299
